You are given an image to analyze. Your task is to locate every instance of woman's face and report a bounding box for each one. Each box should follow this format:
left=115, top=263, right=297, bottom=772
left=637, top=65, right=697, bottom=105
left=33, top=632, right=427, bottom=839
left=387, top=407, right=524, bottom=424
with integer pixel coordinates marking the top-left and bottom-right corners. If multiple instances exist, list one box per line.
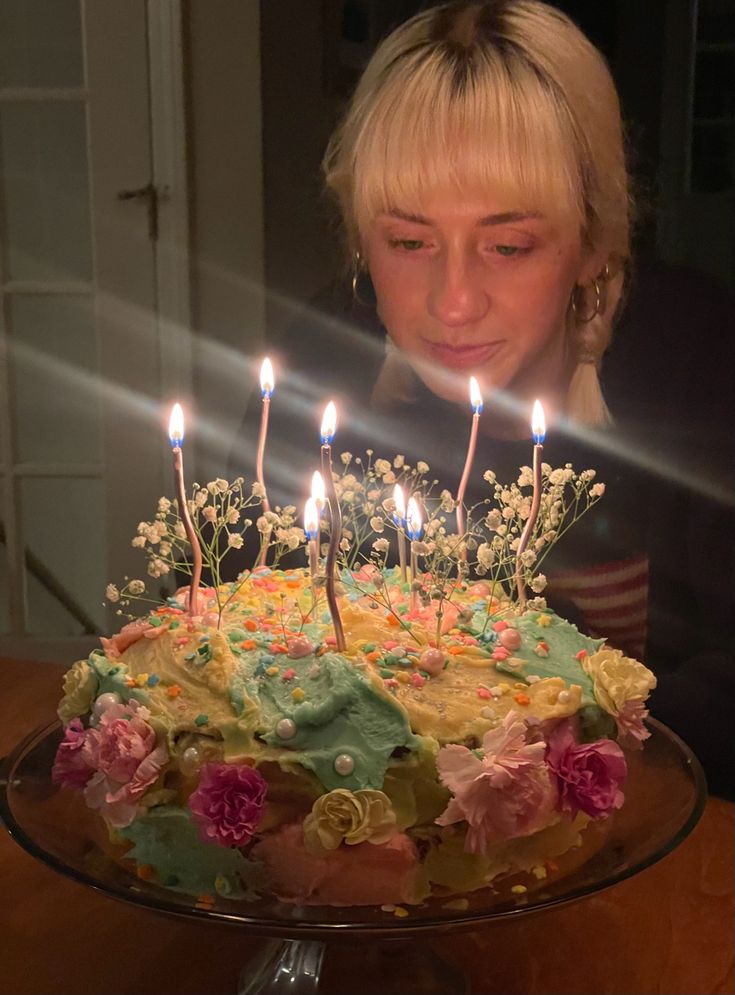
left=364, top=190, right=601, bottom=405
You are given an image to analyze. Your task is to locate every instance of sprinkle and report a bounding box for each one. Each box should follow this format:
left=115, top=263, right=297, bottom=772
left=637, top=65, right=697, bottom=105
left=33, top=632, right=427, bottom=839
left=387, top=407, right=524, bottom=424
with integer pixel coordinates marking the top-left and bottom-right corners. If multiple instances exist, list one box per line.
left=531, top=865, right=548, bottom=880
left=492, top=620, right=508, bottom=632
left=380, top=668, right=395, bottom=679
left=166, top=684, right=182, bottom=698
left=175, top=637, right=189, bottom=646
left=195, top=894, right=215, bottom=908
left=409, top=672, right=425, bottom=689
left=194, top=713, right=208, bottom=726
left=245, top=619, right=258, bottom=631
left=527, top=674, right=540, bottom=683
left=514, top=693, right=531, bottom=706
left=537, top=614, right=552, bottom=627
left=362, top=643, right=376, bottom=653
left=270, top=643, right=287, bottom=654
left=383, top=640, right=399, bottom=650
left=511, top=884, right=528, bottom=895
left=491, top=647, right=510, bottom=660
left=241, top=639, right=257, bottom=651
left=447, top=645, right=465, bottom=656
left=393, top=906, right=409, bottom=918
left=575, top=649, right=588, bottom=660
left=266, top=666, right=279, bottom=676
left=291, top=687, right=305, bottom=702
left=366, top=650, right=382, bottom=662
left=442, top=898, right=469, bottom=911
left=386, top=614, right=401, bottom=627
left=146, top=674, right=160, bottom=687
left=381, top=904, right=395, bottom=913
left=281, top=667, right=297, bottom=681
left=136, top=673, right=149, bottom=686
left=477, top=688, right=492, bottom=700
left=534, top=642, right=550, bottom=658
left=384, top=678, right=399, bottom=689
left=489, top=686, right=503, bottom=697
left=136, top=864, right=155, bottom=880
left=125, top=678, right=137, bottom=688
left=396, top=671, right=410, bottom=684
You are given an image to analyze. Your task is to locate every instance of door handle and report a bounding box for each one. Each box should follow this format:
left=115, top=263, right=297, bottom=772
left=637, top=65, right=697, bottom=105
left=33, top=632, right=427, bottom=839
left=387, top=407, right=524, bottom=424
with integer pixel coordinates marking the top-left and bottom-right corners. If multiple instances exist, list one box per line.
left=117, top=182, right=158, bottom=241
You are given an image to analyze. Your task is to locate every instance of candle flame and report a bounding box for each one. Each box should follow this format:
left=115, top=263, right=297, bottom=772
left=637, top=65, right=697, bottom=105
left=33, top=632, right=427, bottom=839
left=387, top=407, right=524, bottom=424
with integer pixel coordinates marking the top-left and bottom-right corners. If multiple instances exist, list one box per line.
left=168, top=402, right=184, bottom=448
left=532, top=399, right=546, bottom=444
left=406, top=496, right=423, bottom=541
left=393, top=483, right=406, bottom=523
left=469, top=376, right=483, bottom=414
left=311, top=470, right=325, bottom=506
left=260, top=357, right=274, bottom=398
left=304, top=497, right=319, bottom=539
left=320, top=401, right=337, bottom=445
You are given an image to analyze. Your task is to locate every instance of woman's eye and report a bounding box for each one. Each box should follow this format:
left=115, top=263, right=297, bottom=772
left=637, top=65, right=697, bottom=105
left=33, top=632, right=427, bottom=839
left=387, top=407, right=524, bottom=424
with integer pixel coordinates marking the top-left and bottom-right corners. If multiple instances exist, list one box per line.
left=494, top=244, right=523, bottom=257
left=389, top=238, right=425, bottom=251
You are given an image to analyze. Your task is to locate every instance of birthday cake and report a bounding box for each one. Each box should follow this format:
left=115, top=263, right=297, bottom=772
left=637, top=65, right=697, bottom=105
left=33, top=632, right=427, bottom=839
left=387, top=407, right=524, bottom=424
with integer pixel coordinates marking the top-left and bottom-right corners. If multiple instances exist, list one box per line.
left=51, top=454, right=656, bottom=908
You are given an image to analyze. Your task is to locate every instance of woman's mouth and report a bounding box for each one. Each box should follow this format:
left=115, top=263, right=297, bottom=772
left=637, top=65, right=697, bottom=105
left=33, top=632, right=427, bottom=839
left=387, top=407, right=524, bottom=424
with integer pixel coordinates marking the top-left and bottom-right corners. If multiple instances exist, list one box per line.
left=422, top=339, right=504, bottom=370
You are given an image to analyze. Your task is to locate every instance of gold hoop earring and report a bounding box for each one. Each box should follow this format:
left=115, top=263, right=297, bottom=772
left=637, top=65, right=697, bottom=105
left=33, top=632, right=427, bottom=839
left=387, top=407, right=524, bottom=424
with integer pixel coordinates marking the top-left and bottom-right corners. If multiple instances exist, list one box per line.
left=572, top=278, right=602, bottom=323
left=352, top=250, right=370, bottom=306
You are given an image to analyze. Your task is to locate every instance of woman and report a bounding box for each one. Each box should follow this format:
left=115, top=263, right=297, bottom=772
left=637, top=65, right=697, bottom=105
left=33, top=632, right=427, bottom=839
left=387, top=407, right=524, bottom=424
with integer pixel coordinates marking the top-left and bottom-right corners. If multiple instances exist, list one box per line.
left=233, top=1, right=733, bottom=795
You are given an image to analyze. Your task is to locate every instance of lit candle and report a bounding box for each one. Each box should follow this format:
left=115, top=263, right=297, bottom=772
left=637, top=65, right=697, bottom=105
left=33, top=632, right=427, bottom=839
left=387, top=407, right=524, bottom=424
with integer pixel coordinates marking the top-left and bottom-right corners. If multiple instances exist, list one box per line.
left=406, top=495, right=423, bottom=613
left=515, top=400, right=546, bottom=604
left=311, top=470, right=325, bottom=571
left=393, top=483, right=408, bottom=584
left=304, top=497, right=319, bottom=580
left=455, top=376, right=483, bottom=558
left=255, top=358, right=274, bottom=567
left=168, top=403, right=202, bottom=615
left=319, top=401, right=345, bottom=650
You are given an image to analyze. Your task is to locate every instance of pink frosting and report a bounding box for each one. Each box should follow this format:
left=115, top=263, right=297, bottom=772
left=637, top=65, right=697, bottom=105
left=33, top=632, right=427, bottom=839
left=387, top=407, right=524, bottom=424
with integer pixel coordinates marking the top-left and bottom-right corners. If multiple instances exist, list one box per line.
left=100, top=619, right=155, bottom=658
left=81, top=700, right=168, bottom=828
left=252, top=824, right=421, bottom=906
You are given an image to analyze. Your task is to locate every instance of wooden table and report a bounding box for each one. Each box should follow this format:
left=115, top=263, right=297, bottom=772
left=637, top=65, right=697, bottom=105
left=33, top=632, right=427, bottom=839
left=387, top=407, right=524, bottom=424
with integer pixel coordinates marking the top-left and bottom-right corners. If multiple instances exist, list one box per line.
left=1, top=657, right=732, bottom=995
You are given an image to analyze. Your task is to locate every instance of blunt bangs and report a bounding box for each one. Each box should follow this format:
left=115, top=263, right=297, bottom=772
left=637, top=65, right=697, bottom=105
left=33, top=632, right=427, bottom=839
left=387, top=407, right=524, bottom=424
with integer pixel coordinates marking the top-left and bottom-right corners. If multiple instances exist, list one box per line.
left=352, top=45, right=586, bottom=234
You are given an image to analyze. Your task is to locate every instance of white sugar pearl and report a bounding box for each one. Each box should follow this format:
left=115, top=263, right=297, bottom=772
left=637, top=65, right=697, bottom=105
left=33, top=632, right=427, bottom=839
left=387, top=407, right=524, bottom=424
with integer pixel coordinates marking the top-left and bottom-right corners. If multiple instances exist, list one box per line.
left=93, top=692, right=121, bottom=716
left=180, top=746, right=202, bottom=776
left=558, top=690, right=571, bottom=704
left=334, top=753, right=354, bottom=776
left=276, top=718, right=297, bottom=740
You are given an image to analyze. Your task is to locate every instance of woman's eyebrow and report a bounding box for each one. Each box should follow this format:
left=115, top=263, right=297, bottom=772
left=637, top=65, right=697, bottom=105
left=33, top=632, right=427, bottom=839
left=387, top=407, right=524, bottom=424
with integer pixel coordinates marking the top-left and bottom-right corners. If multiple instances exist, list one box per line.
left=385, top=208, right=543, bottom=226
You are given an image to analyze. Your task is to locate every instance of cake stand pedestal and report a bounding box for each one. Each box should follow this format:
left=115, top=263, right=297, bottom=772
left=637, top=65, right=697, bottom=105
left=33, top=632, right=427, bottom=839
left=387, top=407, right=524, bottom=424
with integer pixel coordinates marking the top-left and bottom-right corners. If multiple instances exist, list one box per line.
left=0, top=719, right=706, bottom=995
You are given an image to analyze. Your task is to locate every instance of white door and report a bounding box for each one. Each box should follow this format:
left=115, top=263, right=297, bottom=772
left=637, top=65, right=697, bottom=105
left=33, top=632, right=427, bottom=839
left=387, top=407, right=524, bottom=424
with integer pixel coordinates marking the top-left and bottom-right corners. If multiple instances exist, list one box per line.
left=0, top=0, right=190, bottom=662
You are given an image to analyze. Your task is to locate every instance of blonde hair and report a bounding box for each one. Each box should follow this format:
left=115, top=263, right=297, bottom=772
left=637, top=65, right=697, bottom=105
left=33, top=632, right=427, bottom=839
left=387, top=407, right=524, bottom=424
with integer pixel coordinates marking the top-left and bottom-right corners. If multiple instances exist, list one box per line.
left=324, top=0, right=632, bottom=425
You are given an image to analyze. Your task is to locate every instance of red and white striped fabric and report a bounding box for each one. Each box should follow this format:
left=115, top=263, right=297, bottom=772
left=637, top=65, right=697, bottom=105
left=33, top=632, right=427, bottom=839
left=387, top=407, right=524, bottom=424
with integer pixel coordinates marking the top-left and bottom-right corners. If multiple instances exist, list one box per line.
left=547, top=554, right=649, bottom=659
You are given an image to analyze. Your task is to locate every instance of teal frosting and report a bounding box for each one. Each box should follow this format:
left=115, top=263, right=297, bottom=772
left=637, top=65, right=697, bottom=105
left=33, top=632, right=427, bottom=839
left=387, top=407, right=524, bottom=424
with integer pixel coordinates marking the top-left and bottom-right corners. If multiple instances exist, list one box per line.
left=230, top=651, right=420, bottom=792
left=470, top=610, right=602, bottom=706
left=87, top=650, right=149, bottom=706
left=119, top=805, right=261, bottom=899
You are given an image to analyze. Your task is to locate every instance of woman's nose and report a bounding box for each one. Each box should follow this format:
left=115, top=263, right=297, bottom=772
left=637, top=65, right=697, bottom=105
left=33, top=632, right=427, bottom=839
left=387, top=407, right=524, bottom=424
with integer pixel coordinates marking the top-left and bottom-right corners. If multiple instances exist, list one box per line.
left=427, top=250, right=489, bottom=328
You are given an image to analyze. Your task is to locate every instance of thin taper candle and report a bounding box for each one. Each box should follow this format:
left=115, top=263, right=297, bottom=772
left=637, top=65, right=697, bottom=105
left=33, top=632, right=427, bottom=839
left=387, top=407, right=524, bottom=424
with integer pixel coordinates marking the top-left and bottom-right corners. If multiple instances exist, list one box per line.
left=255, top=358, right=274, bottom=567
left=168, top=403, right=202, bottom=615
left=406, top=496, right=423, bottom=614
left=320, top=402, right=346, bottom=650
left=393, top=483, right=408, bottom=584
left=456, top=377, right=483, bottom=560
left=304, top=497, right=319, bottom=580
left=515, top=400, right=546, bottom=604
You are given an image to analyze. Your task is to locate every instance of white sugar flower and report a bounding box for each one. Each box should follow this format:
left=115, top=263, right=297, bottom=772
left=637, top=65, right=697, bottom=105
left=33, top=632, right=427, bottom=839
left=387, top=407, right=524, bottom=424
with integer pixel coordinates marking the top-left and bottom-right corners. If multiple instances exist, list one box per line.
left=527, top=597, right=547, bottom=610
left=374, top=458, right=391, bottom=475
left=251, top=481, right=266, bottom=498
left=393, top=455, right=405, bottom=468
left=128, top=579, right=145, bottom=596
left=226, top=508, right=240, bottom=524
left=381, top=471, right=396, bottom=485
left=372, top=538, right=389, bottom=553
left=157, top=497, right=171, bottom=513
left=476, top=542, right=494, bottom=570
left=580, top=469, right=596, bottom=481
left=227, top=532, right=244, bottom=549
left=416, top=461, right=429, bottom=474
left=591, top=482, right=606, bottom=498
left=202, top=506, right=217, bottom=522
left=340, top=452, right=353, bottom=465
left=530, top=573, right=547, bottom=593
left=370, top=516, right=384, bottom=533
left=105, top=584, right=120, bottom=603
left=131, top=536, right=146, bottom=548
left=159, top=542, right=172, bottom=556
left=483, top=469, right=496, bottom=484
left=207, top=478, right=228, bottom=494
left=256, top=515, right=270, bottom=534
left=520, top=549, right=536, bottom=567
left=440, top=489, right=455, bottom=513
left=194, top=489, right=208, bottom=508
left=174, top=522, right=187, bottom=540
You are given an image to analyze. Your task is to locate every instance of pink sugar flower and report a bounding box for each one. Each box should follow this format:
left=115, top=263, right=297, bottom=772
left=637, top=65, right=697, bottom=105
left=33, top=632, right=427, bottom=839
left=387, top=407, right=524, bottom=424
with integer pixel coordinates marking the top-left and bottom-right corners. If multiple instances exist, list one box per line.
left=81, top=699, right=168, bottom=828
left=436, top=711, right=557, bottom=854
left=188, top=762, right=268, bottom=848
left=52, top=719, right=94, bottom=790
left=614, top=699, right=651, bottom=750
left=546, top=720, right=627, bottom=819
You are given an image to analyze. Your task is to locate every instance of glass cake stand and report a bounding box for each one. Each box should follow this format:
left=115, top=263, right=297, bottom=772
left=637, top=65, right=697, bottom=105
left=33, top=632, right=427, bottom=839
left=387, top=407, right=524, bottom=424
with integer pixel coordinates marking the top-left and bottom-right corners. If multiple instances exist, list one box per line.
left=0, top=719, right=706, bottom=995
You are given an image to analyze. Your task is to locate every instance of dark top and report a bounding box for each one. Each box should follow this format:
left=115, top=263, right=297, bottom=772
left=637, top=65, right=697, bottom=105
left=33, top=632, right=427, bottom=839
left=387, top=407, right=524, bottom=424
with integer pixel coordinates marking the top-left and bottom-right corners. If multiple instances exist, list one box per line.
left=230, top=259, right=735, bottom=798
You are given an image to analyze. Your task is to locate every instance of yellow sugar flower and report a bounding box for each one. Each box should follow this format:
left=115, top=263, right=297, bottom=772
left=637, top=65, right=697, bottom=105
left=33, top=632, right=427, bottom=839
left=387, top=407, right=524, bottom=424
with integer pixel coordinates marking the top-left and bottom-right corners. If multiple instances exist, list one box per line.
left=303, top=788, right=397, bottom=853
left=582, top=648, right=657, bottom=715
